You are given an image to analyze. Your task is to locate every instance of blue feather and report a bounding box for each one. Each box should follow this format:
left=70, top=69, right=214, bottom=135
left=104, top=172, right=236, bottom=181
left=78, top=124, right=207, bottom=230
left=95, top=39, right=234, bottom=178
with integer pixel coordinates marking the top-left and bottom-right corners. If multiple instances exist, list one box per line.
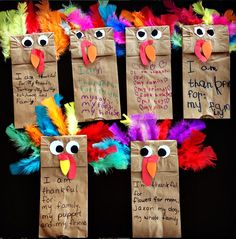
left=98, top=4, right=116, bottom=23
left=54, top=93, right=63, bottom=107
left=35, top=106, right=59, bottom=136
left=91, top=139, right=130, bottom=174
left=116, top=44, right=125, bottom=57
left=106, top=15, right=126, bottom=32
left=9, top=156, right=40, bottom=175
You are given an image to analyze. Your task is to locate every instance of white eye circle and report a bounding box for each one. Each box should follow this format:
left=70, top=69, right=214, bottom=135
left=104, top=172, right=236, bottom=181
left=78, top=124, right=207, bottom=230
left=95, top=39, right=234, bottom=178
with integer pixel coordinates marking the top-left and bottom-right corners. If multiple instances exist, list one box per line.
left=207, top=28, right=215, bottom=38
left=94, top=29, right=105, bottom=40
left=157, top=145, right=170, bottom=158
left=140, top=146, right=153, bottom=157
left=151, top=29, right=162, bottom=39
left=136, top=29, right=147, bottom=41
left=38, top=35, right=49, bottom=46
left=66, top=141, right=80, bottom=155
left=50, top=140, right=64, bottom=155
left=21, top=36, right=34, bottom=48
left=194, top=26, right=205, bottom=37
left=75, top=31, right=85, bottom=39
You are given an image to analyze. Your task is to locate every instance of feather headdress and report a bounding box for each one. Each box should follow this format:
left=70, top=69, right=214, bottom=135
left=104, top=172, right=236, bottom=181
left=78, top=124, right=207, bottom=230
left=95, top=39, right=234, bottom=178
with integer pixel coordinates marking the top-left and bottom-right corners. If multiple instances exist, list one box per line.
left=0, top=2, right=27, bottom=60
left=36, top=0, right=69, bottom=59
left=110, top=113, right=217, bottom=171
left=6, top=94, right=130, bottom=175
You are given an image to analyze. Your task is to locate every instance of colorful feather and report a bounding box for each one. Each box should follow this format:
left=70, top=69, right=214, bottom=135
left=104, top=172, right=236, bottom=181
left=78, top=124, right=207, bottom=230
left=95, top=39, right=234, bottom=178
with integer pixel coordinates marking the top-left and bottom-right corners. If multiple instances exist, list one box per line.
left=0, top=2, right=27, bottom=59
left=157, top=120, right=172, bottom=140
left=61, top=3, right=77, bottom=16
left=67, top=9, right=93, bottom=31
left=25, top=125, right=43, bottom=146
left=171, top=30, right=182, bottom=49
left=36, top=0, right=69, bottom=59
left=168, top=120, right=206, bottom=144
left=178, top=130, right=217, bottom=171
left=230, top=34, right=236, bottom=52
left=64, top=102, right=79, bottom=135
left=98, top=4, right=117, bottom=23
left=41, top=95, right=68, bottom=135
left=26, top=0, right=40, bottom=33
left=89, top=3, right=105, bottom=28
left=224, top=9, right=236, bottom=22
left=35, top=105, right=60, bottom=136
left=6, top=124, right=34, bottom=153
left=109, top=123, right=130, bottom=145
left=10, top=155, right=40, bottom=175
left=91, top=139, right=130, bottom=174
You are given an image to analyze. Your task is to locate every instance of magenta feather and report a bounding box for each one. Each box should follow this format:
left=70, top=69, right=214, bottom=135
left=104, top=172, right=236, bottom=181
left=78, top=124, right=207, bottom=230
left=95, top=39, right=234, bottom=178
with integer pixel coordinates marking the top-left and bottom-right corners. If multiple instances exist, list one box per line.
left=67, top=9, right=93, bottom=30
left=167, top=120, right=206, bottom=144
left=109, top=123, right=130, bottom=145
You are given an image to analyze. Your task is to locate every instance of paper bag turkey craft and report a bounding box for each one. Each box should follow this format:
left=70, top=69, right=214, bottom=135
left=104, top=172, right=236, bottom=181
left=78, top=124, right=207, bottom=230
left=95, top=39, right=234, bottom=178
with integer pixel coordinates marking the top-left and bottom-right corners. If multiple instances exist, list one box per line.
left=6, top=94, right=130, bottom=237
left=121, top=7, right=178, bottom=119
left=66, top=3, right=123, bottom=122
left=110, top=113, right=217, bottom=237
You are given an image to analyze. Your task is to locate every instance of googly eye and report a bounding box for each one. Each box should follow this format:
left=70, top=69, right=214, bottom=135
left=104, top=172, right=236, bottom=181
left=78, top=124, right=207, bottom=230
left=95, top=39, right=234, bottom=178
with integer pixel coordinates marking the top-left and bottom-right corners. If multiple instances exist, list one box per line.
left=157, top=145, right=170, bottom=158
left=136, top=29, right=147, bottom=41
left=194, top=26, right=205, bottom=37
left=38, top=35, right=49, bottom=46
left=140, top=146, right=153, bottom=157
left=75, top=31, right=85, bottom=39
left=207, top=28, right=215, bottom=37
left=94, top=29, right=105, bottom=40
left=66, top=141, right=80, bottom=155
left=50, top=140, right=64, bottom=155
left=151, top=29, right=162, bottom=39
left=21, top=36, right=34, bottom=48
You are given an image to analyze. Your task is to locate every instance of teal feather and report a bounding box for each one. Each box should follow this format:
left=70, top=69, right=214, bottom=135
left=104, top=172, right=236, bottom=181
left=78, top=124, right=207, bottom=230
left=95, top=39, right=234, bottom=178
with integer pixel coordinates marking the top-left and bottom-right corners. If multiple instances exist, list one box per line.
left=54, top=93, right=63, bottom=107
left=9, top=155, right=40, bottom=175
left=91, top=139, right=130, bottom=174
left=6, top=124, right=34, bottom=153
left=98, top=4, right=116, bottom=23
left=171, top=30, right=182, bottom=49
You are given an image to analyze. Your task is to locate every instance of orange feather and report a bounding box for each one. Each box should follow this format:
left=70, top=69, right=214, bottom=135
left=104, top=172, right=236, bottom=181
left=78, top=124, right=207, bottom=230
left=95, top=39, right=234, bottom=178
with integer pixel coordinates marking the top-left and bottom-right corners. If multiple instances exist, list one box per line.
left=41, top=97, right=68, bottom=135
left=25, top=125, right=43, bottom=146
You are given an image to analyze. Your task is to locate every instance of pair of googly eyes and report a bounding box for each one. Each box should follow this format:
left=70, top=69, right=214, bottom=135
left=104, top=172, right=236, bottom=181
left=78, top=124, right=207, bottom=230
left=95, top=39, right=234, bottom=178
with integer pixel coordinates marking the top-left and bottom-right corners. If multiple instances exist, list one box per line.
left=21, top=35, right=49, bottom=48
left=75, top=29, right=106, bottom=40
left=136, top=28, right=162, bottom=41
left=194, top=26, right=215, bottom=38
left=140, top=145, right=170, bottom=158
left=50, top=140, right=80, bottom=155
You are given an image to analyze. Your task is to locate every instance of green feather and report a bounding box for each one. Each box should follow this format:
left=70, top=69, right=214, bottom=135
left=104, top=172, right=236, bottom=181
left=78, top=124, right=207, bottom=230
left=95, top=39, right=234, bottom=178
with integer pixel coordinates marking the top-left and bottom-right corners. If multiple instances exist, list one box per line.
left=0, top=2, right=27, bottom=60
left=192, top=1, right=205, bottom=16
left=6, top=124, right=35, bottom=153
left=62, top=3, right=78, bottom=16
left=171, top=30, right=182, bottom=49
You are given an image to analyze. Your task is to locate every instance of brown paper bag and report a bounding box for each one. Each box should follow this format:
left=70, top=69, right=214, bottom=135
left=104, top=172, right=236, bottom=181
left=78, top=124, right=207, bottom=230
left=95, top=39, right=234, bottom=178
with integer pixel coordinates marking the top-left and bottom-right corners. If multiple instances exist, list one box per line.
left=70, top=27, right=121, bottom=122
left=10, top=32, right=59, bottom=128
left=131, top=140, right=181, bottom=238
left=39, top=135, right=88, bottom=238
left=126, top=26, right=173, bottom=119
left=182, top=24, right=230, bottom=119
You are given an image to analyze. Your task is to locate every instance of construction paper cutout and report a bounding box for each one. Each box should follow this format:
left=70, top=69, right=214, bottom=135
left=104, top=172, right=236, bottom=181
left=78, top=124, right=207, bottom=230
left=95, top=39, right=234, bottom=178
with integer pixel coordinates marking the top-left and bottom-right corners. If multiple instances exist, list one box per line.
left=39, top=135, right=88, bottom=238
left=10, top=32, right=59, bottom=128
left=126, top=26, right=173, bottom=119
left=182, top=24, right=230, bottom=119
left=70, top=27, right=121, bottom=122
left=131, top=140, right=181, bottom=238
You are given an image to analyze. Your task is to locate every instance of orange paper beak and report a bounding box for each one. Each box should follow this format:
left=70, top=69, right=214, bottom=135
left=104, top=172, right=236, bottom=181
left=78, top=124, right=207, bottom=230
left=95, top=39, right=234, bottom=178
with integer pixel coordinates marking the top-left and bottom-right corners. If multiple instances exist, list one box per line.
left=147, top=161, right=157, bottom=178
left=145, top=44, right=156, bottom=63
left=30, top=49, right=45, bottom=75
left=140, top=40, right=156, bottom=66
left=81, top=40, right=97, bottom=65
left=194, top=39, right=212, bottom=63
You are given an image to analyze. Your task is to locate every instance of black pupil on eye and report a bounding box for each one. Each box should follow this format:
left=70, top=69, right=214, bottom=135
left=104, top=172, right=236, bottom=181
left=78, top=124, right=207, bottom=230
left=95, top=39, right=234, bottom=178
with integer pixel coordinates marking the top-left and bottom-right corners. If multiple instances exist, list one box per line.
left=138, top=31, right=145, bottom=38
left=96, top=31, right=103, bottom=38
left=140, top=147, right=149, bottom=156
left=56, top=145, right=64, bottom=153
left=207, top=29, right=214, bottom=36
left=40, top=39, right=47, bottom=46
left=152, top=29, right=158, bottom=36
left=24, top=39, right=32, bottom=47
left=71, top=145, right=79, bottom=154
left=197, top=28, right=203, bottom=35
left=158, top=148, right=167, bottom=157
left=76, top=32, right=83, bottom=39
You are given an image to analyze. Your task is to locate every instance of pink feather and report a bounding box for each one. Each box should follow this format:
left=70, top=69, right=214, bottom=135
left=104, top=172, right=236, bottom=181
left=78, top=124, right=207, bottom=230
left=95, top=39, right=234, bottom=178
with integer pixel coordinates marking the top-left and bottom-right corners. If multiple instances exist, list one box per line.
left=213, top=14, right=236, bottom=36
left=67, top=9, right=93, bottom=31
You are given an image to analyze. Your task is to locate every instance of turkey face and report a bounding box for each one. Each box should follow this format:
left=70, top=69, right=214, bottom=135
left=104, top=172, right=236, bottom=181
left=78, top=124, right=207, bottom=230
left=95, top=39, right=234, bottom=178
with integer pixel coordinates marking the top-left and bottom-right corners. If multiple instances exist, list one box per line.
left=131, top=140, right=178, bottom=186
left=41, top=135, right=87, bottom=180
left=10, top=32, right=56, bottom=75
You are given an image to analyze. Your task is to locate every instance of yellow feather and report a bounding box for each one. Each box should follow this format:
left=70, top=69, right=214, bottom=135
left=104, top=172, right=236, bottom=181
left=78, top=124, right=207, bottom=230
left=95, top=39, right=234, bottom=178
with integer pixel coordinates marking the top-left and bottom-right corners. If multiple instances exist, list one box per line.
left=120, top=114, right=131, bottom=127
left=41, top=97, right=68, bottom=135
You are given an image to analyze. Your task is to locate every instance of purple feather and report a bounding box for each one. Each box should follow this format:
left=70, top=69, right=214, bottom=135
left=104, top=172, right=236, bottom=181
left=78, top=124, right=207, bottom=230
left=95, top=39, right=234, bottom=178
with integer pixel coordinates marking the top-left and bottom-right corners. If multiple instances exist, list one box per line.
left=109, top=123, right=130, bottom=145
left=168, top=120, right=206, bottom=144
